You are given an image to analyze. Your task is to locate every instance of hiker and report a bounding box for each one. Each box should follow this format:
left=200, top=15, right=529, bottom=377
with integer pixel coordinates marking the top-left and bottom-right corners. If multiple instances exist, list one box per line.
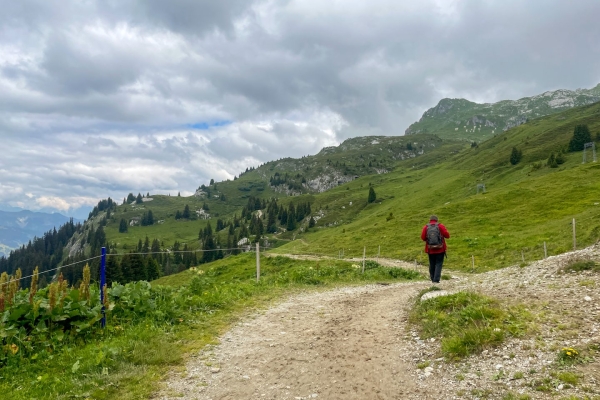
left=421, top=215, right=450, bottom=283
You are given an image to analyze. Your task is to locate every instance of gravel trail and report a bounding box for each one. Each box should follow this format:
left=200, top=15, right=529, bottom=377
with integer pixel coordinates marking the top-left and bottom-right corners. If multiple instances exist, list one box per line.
left=156, top=246, right=600, bottom=399
left=156, top=282, right=437, bottom=399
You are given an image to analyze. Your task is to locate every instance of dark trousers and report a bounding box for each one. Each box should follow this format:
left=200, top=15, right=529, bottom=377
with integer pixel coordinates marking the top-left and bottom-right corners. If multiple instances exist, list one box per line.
left=428, top=252, right=445, bottom=283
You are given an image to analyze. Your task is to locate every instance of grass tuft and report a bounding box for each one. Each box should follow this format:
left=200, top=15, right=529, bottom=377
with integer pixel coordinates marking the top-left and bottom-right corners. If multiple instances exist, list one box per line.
left=561, top=259, right=600, bottom=273
left=410, top=291, right=530, bottom=359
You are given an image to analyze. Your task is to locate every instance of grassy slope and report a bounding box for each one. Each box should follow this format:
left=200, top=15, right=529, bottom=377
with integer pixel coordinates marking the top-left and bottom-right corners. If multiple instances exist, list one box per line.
left=274, top=102, right=600, bottom=270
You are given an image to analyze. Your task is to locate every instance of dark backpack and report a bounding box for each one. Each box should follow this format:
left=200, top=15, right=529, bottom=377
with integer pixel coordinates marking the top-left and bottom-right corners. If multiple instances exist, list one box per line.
left=426, top=223, right=444, bottom=249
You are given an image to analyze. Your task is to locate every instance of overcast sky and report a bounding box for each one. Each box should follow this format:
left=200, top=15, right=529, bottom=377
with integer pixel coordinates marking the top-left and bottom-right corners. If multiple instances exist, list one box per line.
left=1, top=0, right=600, bottom=218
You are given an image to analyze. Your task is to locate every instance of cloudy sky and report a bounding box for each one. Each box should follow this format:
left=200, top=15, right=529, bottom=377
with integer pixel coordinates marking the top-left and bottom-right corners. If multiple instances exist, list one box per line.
left=1, top=0, right=600, bottom=218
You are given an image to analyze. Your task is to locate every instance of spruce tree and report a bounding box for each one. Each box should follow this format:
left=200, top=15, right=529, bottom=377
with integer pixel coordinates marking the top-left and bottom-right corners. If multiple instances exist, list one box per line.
left=120, top=254, right=133, bottom=283
left=308, top=217, right=316, bottom=228
left=130, top=253, right=147, bottom=281
left=568, top=124, right=592, bottom=152
left=183, top=205, right=191, bottom=219
left=106, top=252, right=123, bottom=285
left=368, top=187, right=376, bottom=203
left=136, top=193, right=143, bottom=204
left=119, top=218, right=128, bottom=233
left=510, top=147, right=522, bottom=165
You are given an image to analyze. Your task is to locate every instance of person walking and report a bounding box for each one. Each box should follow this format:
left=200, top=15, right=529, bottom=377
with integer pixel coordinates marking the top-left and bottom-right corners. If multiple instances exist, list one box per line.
left=421, top=215, right=450, bottom=284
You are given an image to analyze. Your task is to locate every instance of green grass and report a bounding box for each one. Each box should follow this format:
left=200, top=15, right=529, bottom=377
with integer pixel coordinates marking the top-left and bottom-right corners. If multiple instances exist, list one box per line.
left=409, top=291, right=530, bottom=359
left=561, top=259, right=600, bottom=273
left=1, top=253, right=423, bottom=399
left=502, top=393, right=531, bottom=400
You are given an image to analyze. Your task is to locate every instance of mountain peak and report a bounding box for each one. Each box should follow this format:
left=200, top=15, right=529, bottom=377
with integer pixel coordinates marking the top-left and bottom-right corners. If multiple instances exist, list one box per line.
left=405, top=84, right=600, bottom=140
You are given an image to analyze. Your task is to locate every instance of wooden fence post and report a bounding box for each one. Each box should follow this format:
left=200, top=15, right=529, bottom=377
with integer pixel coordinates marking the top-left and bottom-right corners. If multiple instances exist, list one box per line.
left=573, top=218, right=577, bottom=251
left=544, top=241, right=547, bottom=259
left=362, top=247, right=366, bottom=273
left=256, top=242, right=260, bottom=282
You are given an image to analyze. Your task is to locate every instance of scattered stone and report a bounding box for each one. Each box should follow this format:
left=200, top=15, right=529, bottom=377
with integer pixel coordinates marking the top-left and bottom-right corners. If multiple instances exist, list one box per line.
left=585, top=296, right=592, bottom=302
left=210, top=367, right=221, bottom=373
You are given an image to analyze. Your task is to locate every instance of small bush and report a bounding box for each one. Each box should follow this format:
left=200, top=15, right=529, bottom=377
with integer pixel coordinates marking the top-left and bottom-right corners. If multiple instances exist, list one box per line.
left=561, top=259, right=599, bottom=273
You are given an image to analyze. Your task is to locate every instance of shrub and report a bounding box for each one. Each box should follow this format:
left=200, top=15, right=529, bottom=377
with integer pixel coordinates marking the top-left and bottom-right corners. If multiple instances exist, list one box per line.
left=510, top=147, right=523, bottom=165
left=547, top=153, right=558, bottom=168
left=561, top=259, right=599, bottom=273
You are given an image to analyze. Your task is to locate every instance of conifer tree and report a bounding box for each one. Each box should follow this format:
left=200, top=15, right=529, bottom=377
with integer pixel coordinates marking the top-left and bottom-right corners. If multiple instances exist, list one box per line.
left=368, top=187, right=377, bottom=203
left=183, top=204, right=191, bottom=219
left=510, top=147, right=523, bottom=165
left=568, top=124, right=592, bottom=152
left=119, top=218, right=128, bottom=233
left=130, top=253, right=147, bottom=281
left=106, top=252, right=123, bottom=285
left=146, top=257, right=161, bottom=281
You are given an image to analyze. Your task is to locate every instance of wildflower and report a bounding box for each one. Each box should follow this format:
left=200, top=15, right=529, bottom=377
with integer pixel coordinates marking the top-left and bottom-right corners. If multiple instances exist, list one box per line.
left=48, top=282, right=58, bottom=311
left=9, top=344, right=18, bottom=355
left=79, top=264, right=91, bottom=302
left=29, top=266, right=39, bottom=305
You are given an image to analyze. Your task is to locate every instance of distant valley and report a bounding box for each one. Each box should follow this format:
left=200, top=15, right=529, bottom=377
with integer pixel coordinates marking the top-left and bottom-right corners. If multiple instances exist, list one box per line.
left=0, top=210, right=79, bottom=257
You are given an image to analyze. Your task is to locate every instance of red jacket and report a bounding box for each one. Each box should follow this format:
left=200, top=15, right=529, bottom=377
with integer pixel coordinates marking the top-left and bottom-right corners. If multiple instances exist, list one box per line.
left=421, top=220, right=450, bottom=254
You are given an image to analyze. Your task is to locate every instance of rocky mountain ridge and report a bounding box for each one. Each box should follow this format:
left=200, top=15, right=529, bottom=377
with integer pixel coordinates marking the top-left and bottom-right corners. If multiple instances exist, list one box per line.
left=406, top=84, right=600, bottom=141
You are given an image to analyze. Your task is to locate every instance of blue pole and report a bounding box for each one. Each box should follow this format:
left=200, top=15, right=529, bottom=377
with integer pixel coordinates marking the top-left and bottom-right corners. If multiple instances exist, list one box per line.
left=100, top=246, right=106, bottom=328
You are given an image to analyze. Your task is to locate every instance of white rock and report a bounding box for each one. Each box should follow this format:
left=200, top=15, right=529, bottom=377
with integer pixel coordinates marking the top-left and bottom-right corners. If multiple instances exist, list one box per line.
left=585, top=296, right=592, bottom=302
left=424, top=366, right=434, bottom=373
left=495, top=364, right=503, bottom=370
left=211, top=367, right=221, bottom=373
left=558, top=384, right=564, bottom=390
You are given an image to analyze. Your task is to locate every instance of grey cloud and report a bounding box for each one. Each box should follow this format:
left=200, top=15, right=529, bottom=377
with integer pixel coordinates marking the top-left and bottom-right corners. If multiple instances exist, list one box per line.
left=2, top=0, right=600, bottom=215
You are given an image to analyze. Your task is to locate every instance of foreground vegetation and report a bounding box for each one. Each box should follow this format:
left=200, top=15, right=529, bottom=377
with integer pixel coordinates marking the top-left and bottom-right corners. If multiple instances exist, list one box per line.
left=409, top=289, right=531, bottom=359
left=0, top=254, right=422, bottom=399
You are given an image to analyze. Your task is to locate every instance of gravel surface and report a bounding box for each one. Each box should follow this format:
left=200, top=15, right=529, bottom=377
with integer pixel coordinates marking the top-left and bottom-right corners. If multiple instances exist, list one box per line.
left=155, top=246, right=600, bottom=399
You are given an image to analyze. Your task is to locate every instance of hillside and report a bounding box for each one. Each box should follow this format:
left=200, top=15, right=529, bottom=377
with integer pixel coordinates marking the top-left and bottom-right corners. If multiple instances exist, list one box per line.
left=405, top=84, right=600, bottom=142
left=63, top=135, right=461, bottom=258
left=16, top=100, right=600, bottom=284
left=274, top=101, right=600, bottom=270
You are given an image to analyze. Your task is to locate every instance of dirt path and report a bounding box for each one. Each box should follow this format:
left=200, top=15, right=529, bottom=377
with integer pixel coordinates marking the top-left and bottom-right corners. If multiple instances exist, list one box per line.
left=157, top=282, right=437, bottom=399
